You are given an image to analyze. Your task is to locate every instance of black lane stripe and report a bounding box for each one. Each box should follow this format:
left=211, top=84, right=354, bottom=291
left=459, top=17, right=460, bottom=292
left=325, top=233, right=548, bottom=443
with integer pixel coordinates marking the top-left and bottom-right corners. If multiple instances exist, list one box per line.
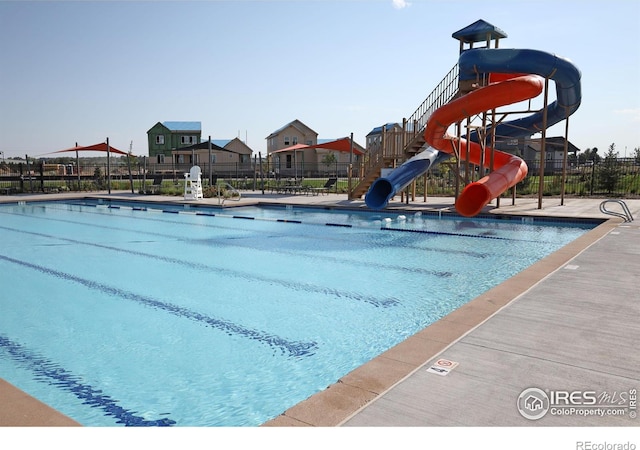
left=0, top=334, right=176, bottom=426
left=0, top=254, right=318, bottom=358
left=0, top=223, right=402, bottom=307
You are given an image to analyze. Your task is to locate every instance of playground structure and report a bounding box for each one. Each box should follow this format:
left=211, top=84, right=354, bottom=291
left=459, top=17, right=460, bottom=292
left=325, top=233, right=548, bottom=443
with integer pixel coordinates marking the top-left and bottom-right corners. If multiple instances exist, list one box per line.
left=361, top=20, right=582, bottom=217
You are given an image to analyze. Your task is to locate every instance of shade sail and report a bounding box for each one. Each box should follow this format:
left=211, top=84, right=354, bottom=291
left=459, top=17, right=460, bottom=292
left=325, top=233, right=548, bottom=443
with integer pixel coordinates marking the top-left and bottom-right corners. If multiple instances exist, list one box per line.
left=50, top=142, right=129, bottom=156
left=310, top=137, right=364, bottom=155
left=270, top=138, right=364, bottom=155
left=269, top=143, right=310, bottom=154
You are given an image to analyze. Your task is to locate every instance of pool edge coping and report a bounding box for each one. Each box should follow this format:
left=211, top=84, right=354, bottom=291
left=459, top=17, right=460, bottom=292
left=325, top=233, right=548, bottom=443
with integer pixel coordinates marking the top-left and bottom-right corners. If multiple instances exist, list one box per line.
left=260, top=218, right=617, bottom=427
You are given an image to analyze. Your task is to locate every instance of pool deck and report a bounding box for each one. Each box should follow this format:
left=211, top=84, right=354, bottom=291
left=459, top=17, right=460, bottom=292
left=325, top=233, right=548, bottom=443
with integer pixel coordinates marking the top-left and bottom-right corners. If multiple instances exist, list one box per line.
left=1, top=191, right=639, bottom=427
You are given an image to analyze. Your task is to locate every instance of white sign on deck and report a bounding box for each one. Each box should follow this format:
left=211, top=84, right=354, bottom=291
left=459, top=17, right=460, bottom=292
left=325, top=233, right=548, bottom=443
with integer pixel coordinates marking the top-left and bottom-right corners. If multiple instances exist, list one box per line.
left=426, top=358, right=459, bottom=376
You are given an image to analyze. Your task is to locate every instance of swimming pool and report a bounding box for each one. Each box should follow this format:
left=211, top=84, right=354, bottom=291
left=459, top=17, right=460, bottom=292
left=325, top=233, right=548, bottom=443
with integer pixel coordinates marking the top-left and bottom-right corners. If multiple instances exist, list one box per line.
left=0, top=199, right=599, bottom=426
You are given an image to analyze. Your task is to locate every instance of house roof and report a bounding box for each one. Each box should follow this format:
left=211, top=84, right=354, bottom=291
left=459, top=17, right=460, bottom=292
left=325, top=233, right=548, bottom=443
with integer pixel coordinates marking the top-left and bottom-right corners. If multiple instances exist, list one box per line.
left=173, top=139, right=229, bottom=153
left=366, top=123, right=401, bottom=136
left=452, top=19, right=507, bottom=43
left=265, top=119, right=318, bottom=139
left=525, top=137, right=580, bottom=154
left=211, top=139, right=231, bottom=148
left=162, top=121, right=202, bottom=132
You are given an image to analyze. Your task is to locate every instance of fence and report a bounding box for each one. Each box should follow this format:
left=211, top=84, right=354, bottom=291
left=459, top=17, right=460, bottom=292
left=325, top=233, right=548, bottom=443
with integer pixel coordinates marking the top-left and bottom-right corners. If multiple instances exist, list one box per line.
left=1, top=158, right=639, bottom=198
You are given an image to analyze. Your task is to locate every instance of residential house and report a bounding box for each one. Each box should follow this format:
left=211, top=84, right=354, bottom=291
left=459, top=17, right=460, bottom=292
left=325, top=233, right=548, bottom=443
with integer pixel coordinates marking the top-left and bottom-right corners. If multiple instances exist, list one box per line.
left=147, top=121, right=202, bottom=163
left=172, top=137, right=255, bottom=177
left=365, top=123, right=404, bottom=153
left=521, top=137, right=580, bottom=172
left=269, top=136, right=365, bottom=178
left=266, top=119, right=318, bottom=154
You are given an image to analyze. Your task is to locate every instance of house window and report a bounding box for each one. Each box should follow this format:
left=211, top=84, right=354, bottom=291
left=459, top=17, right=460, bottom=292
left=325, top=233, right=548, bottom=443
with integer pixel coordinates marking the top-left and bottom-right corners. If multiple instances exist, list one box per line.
left=157, top=154, right=165, bottom=164
left=156, top=135, right=165, bottom=145
left=210, top=154, right=217, bottom=164
left=286, top=154, right=292, bottom=168
left=305, top=140, right=312, bottom=146
left=292, top=136, right=298, bottom=145
left=284, top=136, right=290, bottom=146
left=181, top=136, right=196, bottom=145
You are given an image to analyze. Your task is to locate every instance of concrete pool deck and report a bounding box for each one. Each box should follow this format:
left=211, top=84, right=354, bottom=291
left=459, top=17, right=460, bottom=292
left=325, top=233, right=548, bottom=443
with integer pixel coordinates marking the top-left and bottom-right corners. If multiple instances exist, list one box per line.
left=1, top=192, right=638, bottom=427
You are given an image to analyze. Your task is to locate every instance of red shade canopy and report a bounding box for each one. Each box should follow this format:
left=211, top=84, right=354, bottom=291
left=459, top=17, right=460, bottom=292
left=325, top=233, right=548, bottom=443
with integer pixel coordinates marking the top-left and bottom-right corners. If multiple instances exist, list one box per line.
left=269, top=138, right=364, bottom=155
left=49, top=142, right=129, bottom=156
left=269, top=143, right=310, bottom=154
left=310, top=137, right=364, bottom=155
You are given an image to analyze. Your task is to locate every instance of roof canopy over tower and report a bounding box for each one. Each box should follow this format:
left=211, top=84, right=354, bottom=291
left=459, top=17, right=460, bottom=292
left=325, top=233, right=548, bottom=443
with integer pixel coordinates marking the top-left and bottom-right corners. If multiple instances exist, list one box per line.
left=452, top=19, right=507, bottom=43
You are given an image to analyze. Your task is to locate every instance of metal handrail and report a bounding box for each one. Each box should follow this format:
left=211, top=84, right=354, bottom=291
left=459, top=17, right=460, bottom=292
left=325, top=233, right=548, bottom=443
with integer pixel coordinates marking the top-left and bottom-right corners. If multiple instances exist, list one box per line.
left=355, top=64, right=459, bottom=192
left=217, top=182, right=242, bottom=205
left=599, top=199, right=634, bottom=222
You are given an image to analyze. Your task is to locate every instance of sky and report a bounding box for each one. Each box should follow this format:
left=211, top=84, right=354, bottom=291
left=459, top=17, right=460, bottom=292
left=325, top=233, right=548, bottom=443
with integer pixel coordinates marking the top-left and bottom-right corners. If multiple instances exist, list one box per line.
left=0, top=0, right=639, bottom=159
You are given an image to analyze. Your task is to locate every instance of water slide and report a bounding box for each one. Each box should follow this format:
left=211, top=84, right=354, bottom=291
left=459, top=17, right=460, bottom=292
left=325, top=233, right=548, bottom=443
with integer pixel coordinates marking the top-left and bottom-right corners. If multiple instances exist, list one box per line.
left=365, top=48, right=581, bottom=217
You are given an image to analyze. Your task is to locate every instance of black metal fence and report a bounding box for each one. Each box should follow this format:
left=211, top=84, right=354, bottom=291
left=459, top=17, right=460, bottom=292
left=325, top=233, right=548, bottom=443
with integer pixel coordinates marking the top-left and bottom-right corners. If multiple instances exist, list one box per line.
left=1, top=158, right=639, bottom=198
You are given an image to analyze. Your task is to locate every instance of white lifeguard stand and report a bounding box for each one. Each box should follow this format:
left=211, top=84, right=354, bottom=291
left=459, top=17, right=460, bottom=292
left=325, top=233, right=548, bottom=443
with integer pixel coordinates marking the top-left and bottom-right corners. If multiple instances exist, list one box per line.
left=184, top=165, right=203, bottom=200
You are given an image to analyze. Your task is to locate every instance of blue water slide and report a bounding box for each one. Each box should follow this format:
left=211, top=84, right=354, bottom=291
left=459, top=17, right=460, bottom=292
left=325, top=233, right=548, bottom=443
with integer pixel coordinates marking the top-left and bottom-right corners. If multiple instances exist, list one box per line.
left=365, top=147, right=450, bottom=209
left=460, top=48, right=582, bottom=141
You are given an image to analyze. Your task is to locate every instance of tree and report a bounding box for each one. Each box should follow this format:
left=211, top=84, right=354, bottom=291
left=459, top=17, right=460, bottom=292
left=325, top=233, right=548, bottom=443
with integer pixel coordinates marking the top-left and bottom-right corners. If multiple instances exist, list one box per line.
left=597, top=143, right=620, bottom=194
left=93, top=166, right=105, bottom=189
left=579, top=147, right=601, bottom=164
left=321, top=152, right=337, bottom=173
left=634, top=147, right=640, bottom=165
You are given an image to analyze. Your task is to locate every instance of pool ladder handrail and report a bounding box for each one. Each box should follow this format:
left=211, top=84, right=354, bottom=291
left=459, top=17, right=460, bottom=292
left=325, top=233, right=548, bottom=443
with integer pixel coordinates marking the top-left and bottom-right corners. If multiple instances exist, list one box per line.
left=217, top=182, right=242, bottom=206
left=599, top=199, right=634, bottom=222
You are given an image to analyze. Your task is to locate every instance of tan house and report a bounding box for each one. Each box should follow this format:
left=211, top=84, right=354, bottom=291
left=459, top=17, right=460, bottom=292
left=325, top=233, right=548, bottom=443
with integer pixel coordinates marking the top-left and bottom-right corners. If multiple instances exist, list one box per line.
left=266, top=119, right=365, bottom=177
left=365, top=123, right=404, bottom=153
left=269, top=137, right=365, bottom=178
left=266, top=119, right=319, bottom=154
left=170, top=137, right=254, bottom=178
left=521, top=137, right=580, bottom=172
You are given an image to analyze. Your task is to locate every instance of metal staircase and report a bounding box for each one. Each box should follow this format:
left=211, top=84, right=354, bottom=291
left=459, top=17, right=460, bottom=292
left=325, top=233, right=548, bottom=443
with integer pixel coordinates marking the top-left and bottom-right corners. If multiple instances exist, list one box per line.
left=351, top=64, right=460, bottom=199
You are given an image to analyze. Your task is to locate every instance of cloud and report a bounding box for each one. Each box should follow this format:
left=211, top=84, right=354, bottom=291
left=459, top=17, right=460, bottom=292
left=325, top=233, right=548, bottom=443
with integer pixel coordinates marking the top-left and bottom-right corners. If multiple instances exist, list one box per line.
left=614, top=108, right=640, bottom=122
left=391, top=0, right=411, bottom=9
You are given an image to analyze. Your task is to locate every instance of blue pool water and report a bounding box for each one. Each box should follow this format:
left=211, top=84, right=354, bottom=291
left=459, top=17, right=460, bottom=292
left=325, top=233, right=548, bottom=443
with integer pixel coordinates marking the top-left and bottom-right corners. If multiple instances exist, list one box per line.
left=0, top=199, right=599, bottom=426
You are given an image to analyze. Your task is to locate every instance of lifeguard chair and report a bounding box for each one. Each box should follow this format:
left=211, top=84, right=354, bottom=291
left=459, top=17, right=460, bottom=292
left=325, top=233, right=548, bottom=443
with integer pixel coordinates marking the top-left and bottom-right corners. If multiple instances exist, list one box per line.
left=184, top=165, right=203, bottom=200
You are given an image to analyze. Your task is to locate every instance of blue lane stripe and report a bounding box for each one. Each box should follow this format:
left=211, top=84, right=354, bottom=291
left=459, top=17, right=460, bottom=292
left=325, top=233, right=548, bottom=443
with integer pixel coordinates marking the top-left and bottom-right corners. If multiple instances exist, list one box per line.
left=381, top=226, right=535, bottom=241
left=0, top=221, right=402, bottom=307
left=0, top=254, right=318, bottom=358
left=13, top=204, right=489, bottom=258
left=0, top=334, right=176, bottom=426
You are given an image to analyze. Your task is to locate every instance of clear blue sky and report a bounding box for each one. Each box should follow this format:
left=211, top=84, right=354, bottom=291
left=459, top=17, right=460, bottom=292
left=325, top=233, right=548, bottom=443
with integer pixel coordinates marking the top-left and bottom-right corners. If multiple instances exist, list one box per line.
left=1, top=0, right=639, bottom=159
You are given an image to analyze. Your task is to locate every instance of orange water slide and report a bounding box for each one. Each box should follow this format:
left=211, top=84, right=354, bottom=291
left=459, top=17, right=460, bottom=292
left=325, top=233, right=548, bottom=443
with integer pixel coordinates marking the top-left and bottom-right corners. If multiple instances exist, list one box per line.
left=424, top=75, right=544, bottom=217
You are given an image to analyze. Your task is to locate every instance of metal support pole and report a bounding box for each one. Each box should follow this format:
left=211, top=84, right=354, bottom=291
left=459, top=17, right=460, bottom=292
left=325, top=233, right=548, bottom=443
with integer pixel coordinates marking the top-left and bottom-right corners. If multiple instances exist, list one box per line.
left=208, top=135, right=213, bottom=186
left=259, top=152, right=265, bottom=195
left=348, top=132, right=353, bottom=199
left=538, top=78, right=550, bottom=209
left=106, top=137, right=111, bottom=194
left=560, top=115, right=570, bottom=205
left=75, top=145, right=81, bottom=191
